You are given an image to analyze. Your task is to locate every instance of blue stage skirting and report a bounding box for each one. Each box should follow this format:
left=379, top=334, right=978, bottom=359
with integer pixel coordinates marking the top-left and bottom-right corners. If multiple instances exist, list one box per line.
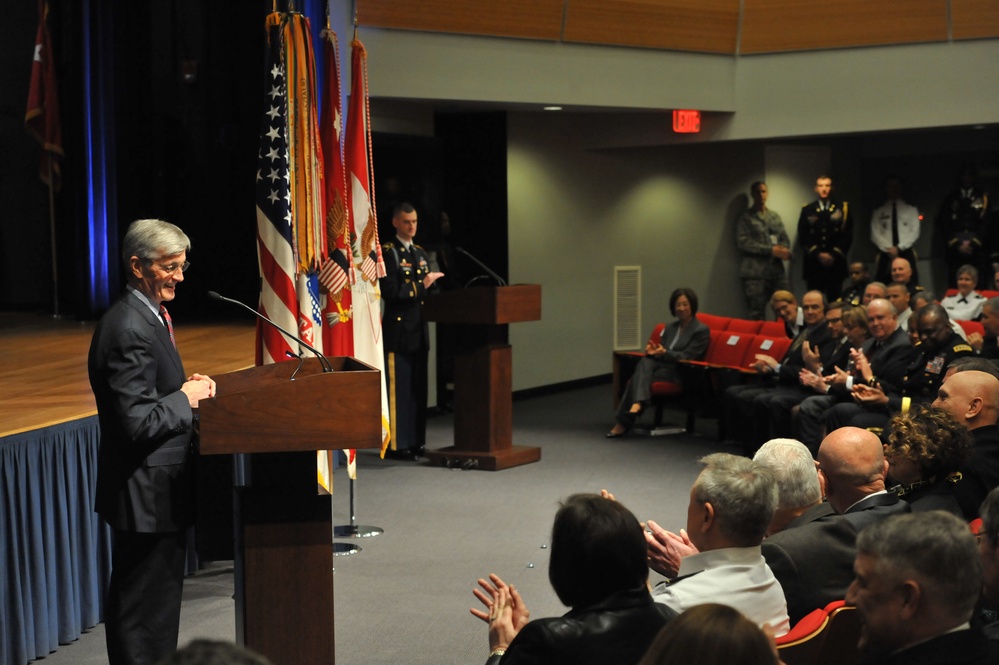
left=0, top=417, right=113, bottom=665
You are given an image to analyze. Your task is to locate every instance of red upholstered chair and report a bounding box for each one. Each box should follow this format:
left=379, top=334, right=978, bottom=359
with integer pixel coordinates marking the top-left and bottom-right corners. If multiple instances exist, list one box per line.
left=736, top=335, right=793, bottom=374
left=696, top=312, right=732, bottom=331
left=982, top=290, right=999, bottom=299
left=725, top=318, right=764, bottom=334
left=758, top=320, right=788, bottom=337
left=776, top=600, right=860, bottom=665
left=945, top=288, right=959, bottom=298
left=958, top=319, right=985, bottom=339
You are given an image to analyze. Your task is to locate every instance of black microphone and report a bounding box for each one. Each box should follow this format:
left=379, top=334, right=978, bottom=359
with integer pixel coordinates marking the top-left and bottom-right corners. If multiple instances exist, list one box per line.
left=208, top=290, right=333, bottom=372
left=455, top=247, right=507, bottom=287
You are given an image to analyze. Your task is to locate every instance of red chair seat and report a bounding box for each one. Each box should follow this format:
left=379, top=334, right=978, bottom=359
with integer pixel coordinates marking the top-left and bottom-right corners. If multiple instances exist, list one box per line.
left=651, top=381, right=682, bottom=397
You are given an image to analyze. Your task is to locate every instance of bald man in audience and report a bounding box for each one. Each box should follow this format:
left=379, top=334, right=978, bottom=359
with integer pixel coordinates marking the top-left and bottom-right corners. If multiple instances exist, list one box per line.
left=847, top=512, right=997, bottom=664
left=755, top=439, right=858, bottom=624
left=890, top=256, right=923, bottom=298
left=932, top=369, right=999, bottom=519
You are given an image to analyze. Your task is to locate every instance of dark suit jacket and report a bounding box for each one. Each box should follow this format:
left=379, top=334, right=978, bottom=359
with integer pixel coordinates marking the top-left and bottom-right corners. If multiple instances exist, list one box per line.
left=860, top=627, right=999, bottom=665
left=955, top=424, right=999, bottom=520
left=840, top=490, right=911, bottom=534
left=860, top=326, right=915, bottom=395
left=88, top=290, right=196, bottom=533
left=776, top=321, right=832, bottom=385
left=762, top=502, right=858, bottom=625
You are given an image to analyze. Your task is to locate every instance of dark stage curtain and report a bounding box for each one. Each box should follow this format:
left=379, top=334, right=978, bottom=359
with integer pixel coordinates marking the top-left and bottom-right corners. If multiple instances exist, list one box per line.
left=0, top=417, right=113, bottom=665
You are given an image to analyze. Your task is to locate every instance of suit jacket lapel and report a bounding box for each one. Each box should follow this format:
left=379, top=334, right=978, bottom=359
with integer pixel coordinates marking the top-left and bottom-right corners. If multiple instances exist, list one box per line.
left=124, top=292, right=184, bottom=373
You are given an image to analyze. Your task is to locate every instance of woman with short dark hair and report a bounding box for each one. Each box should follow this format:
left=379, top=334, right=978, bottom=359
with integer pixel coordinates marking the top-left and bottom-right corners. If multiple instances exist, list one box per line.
left=607, top=287, right=709, bottom=437
left=471, top=494, right=675, bottom=664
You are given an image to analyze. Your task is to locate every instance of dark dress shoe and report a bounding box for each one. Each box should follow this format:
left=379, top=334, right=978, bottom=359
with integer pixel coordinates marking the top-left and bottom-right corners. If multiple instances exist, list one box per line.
left=384, top=449, right=417, bottom=461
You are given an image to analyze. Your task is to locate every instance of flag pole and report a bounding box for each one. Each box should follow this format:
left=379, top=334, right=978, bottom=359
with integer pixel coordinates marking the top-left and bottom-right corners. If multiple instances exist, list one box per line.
left=46, top=157, right=59, bottom=318
left=331, top=450, right=363, bottom=556
left=333, top=457, right=383, bottom=539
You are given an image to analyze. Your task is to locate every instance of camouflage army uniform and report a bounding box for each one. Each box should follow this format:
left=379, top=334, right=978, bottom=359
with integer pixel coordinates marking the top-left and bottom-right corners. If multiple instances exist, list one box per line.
left=737, top=207, right=790, bottom=320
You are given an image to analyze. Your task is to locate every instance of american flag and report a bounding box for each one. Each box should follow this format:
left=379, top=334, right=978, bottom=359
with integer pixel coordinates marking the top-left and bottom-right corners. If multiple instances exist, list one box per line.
left=255, top=14, right=298, bottom=366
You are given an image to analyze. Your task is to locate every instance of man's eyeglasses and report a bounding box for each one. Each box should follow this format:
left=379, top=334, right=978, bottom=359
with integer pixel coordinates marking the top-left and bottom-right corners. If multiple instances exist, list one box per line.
left=147, top=260, right=190, bottom=275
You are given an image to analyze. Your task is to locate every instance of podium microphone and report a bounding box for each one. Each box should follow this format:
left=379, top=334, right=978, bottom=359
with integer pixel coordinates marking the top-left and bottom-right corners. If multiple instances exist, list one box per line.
left=207, top=290, right=333, bottom=372
left=455, top=247, right=507, bottom=287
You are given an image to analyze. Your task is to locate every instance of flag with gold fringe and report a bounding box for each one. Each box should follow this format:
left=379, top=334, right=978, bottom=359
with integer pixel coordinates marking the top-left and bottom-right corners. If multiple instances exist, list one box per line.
left=345, top=36, right=391, bottom=456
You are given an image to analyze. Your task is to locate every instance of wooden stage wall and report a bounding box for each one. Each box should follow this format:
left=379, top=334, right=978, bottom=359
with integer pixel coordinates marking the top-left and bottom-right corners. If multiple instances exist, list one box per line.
left=0, top=312, right=256, bottom=438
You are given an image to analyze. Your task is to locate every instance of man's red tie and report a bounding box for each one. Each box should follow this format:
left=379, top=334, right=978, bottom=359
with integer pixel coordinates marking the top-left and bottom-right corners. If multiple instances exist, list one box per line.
left=160, top=304, right=176, bottom=349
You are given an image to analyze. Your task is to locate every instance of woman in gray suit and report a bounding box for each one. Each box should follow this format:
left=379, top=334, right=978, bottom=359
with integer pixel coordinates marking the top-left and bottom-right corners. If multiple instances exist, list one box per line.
left=607, top=288, right=710, bottom=437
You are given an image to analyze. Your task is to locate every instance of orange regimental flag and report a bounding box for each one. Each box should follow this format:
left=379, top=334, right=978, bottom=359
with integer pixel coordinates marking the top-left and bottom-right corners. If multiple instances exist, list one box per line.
left=318, top=26, right=356, bottom=480
left=255, top=12, right=298, bottom=367
left=24, top=0, right=63, bottom=190
left=282, top=13, right=326, bottom=273
left=345, top=37, right=391, bottom=456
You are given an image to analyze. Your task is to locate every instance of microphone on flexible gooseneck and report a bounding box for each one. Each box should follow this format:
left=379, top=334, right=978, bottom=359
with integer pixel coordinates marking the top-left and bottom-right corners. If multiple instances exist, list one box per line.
left=455, top=247, right=507, bottom=287
left=207, top=290, right=333, bottom=373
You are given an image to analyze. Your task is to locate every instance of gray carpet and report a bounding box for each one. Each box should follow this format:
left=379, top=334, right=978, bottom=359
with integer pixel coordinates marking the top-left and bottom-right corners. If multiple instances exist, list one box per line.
left=34, top=384, right=735, bottom=664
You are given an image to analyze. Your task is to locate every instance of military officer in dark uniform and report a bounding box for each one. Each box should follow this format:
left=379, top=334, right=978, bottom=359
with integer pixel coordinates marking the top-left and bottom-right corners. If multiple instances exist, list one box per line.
left=939, top=163, right=990, bottom=288
left=840, top=261, right=870, bottom=307
left=380, top=202, right=443, bottom=460
left=824, top=304, right=973, bottom=434
left=798, top=175, right=852, bottom=303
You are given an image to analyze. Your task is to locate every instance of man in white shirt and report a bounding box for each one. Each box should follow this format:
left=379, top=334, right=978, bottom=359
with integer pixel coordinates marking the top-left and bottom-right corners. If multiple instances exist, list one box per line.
left=871, top=175, right=920, bottom=284
left=647, top=453, right=790, bottom=635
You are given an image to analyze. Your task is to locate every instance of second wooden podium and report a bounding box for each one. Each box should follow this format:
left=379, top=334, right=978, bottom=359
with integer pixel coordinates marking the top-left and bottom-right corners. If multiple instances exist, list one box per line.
left=423, top=284, right=542, bottom=470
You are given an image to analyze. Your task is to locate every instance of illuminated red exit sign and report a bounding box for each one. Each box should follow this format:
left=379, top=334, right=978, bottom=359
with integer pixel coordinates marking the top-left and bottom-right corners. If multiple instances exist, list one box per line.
left=672, top=110, right=701, bottom=133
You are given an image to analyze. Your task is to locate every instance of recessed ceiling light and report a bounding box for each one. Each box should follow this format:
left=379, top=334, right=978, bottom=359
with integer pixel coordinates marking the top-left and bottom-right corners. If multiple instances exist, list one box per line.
left=543, top=106, right=562, bottom=111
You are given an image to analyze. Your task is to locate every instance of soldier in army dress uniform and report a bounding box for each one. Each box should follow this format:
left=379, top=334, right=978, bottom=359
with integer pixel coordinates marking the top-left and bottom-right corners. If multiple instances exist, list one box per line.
left=798, top=175, right=852, bottom=303
left=380, top=202, right=443, bottom=460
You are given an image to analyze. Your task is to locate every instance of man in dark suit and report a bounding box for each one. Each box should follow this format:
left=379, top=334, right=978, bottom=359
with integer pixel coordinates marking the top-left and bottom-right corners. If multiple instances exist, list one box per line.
left=847, top=512, right=996, bottom=664
left=795, top=298, right=915, bottom=452
left=798, top=175, right=852, bottom=303
left=758, top=432, right=909, bottom=624
left=379, top=202, right=443, bottom=459
left=932, top=369, right=999, bottom=519
left=88, top=219, right=216, bottom=665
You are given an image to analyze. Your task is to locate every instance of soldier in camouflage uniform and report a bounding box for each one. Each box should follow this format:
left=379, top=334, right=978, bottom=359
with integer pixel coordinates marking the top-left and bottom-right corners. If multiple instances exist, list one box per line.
left=737, top=181, right=791, bottom=320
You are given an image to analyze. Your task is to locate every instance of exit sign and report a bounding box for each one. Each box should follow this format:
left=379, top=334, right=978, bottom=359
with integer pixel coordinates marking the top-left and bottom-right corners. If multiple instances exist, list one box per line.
left=672, top=110, right=701, bottom=133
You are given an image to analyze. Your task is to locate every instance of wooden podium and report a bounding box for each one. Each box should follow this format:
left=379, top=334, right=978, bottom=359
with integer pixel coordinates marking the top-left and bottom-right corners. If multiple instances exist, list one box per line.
left=423, top=284, right=542, bottom=470
left=198, top=356, right=381, bottom=665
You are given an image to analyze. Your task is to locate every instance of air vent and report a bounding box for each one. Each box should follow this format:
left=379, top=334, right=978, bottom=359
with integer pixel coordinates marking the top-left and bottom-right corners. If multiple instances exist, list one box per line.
left=614, top=266, right=641, bottom=350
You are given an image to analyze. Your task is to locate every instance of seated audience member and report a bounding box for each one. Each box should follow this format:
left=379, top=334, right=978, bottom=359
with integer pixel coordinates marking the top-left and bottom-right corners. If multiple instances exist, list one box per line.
left=824, top=304, right=973, bottom=433
left=943, top=264, right=987, bottom=321
left=884, top=404, right=972, bottom=516
left=722, top=290, right=831, bottom=452
left=157, top=640, right=272, bottom=665
left=817, top=427, right=911, bottom=532
left=637, top=603, right=779, bottom=665
left=847, top=512, right=997, bottom=664
left=913, top=289, right=969, bottom=340
left=976, top=487, right=999, bottom=638
left=862, top=280, right=888, bottom=306
left=608, top=288, right=709, bottom=437
left=885, top=282, right=913, bottom=333
left=968, top=296, right=999, bottom=360
left=755, top=439, right=858, bottom=624
left=795, top=298, right=913, bottom=453
left=841, top=262, right=870, bottom=307
left=931, top=369, right=999, bottom=519
left=471, top=494, right=675, bottom=665
left=771, top=289, right=802, bottom=337
left=646, top=454, right=790, bottom=635
left=889, top=256, right=923, bottom=298
left=764, top=300, right=851, bottom=441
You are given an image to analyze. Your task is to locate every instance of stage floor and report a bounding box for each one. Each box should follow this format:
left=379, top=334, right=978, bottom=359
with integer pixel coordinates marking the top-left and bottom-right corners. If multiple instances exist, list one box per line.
left=0, top=312, right=256, bottom=438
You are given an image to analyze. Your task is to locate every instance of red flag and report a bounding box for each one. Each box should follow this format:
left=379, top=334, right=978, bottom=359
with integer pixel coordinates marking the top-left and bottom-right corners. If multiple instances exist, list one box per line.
left=319, top=28, right=356, bottom=480
left=24, top=0, right=63, bottom=191
left=346, top=38, right=391, bottom=455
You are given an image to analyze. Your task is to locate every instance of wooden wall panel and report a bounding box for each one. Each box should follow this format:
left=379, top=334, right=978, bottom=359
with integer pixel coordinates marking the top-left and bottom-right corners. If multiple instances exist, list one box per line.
left=356, top=0, right=565, bottom=41
left=952, top=0, right=999, bottom=40
left=740, top=0, right=948, bottom=54
left=562, top=0, right=740, bottom=54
